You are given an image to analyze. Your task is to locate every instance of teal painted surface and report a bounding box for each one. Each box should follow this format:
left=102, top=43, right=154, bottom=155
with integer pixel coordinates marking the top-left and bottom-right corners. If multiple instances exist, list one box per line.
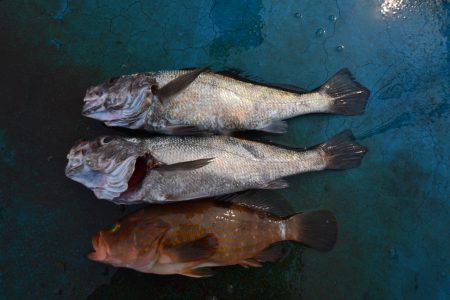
left=0, top=0, right=448, bottom=299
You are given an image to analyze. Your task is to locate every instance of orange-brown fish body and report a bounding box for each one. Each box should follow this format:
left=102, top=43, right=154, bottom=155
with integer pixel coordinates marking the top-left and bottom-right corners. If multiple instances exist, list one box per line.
left=89, top=199, right=337, bottom=277
left=153, top=201, right=285, bottom=271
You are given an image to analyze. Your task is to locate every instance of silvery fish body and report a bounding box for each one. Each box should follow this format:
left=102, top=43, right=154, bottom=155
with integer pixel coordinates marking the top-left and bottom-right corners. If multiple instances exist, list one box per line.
left=82, top=68, right=369, bottom=134
left=65, top=131, right=367, bottom=204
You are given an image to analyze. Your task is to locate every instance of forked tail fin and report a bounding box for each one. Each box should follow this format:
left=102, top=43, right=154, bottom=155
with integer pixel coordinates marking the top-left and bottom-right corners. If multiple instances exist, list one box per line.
left=286, top=210, right=338, bottom=252
left=319, top=68, right=370, bottom=115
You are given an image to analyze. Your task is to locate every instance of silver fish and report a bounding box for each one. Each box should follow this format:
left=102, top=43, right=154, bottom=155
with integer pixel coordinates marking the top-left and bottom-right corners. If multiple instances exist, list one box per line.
left=65, top=130, right=367, bottom=204
left=82, top=68, right=370, bottom=134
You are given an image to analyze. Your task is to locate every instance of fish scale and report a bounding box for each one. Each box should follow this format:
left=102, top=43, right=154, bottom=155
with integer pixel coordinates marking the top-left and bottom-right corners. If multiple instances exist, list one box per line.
left=122, top=135, right=325, bottom=203
left=152, top=71, right=327, bottom=131
left=148, top=202, right=284, bottom=265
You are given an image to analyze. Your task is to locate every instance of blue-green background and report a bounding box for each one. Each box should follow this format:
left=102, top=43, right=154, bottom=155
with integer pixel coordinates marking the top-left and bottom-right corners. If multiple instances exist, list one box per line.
left=0, top=0, right=448, bottom=299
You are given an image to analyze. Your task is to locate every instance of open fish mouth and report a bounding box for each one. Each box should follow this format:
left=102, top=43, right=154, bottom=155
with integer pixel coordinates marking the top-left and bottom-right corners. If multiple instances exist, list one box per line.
left=65, top=151, right=151, bottom=201
left=88, top=232, right=108, bottom=262
left=82, top=103, right=102, bottom=115
left=82, top=93, right=106, bottom=115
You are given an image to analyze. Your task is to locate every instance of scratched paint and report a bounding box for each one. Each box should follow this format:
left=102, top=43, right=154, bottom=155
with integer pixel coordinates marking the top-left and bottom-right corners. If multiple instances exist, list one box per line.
left=0, top=0, right=448, bottom=299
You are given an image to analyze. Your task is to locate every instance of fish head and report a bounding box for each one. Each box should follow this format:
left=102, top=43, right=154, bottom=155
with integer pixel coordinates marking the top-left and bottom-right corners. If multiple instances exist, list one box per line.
left=65, top=136, right=151, bottom=200
left=88, top=217, right=166, bottom=270
left=87, top=223, right=139, bottom=267
left=82, top=74, right=156, bottom=129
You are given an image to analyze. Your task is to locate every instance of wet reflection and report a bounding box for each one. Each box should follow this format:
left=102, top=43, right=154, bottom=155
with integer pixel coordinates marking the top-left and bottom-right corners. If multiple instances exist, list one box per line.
left=380, top=0, right=406, bottom=16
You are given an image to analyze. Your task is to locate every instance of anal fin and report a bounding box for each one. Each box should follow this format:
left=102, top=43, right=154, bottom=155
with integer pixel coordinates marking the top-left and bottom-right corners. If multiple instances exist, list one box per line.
left=263, top=179, right=289, bottom=189
left=260, top=121, right=288, bottom=134
left=180, top=267, right=215, bottom=278
left=256, top=242, right=292, bottom=263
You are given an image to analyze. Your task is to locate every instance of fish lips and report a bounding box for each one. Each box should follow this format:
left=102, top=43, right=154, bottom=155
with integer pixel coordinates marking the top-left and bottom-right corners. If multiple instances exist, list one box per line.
left=82, top=94, right=105, bottom=115
left=88, top=232, right=108, bottom=262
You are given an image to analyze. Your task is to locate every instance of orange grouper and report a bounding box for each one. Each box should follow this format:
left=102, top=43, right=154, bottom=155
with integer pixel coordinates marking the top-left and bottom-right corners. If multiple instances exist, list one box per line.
left=88, top=194, right=338, bottom=277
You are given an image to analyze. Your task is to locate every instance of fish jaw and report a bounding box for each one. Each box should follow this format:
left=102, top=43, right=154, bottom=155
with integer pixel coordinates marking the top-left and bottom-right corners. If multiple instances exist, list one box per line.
left=88, top=232, right=108, bottom=262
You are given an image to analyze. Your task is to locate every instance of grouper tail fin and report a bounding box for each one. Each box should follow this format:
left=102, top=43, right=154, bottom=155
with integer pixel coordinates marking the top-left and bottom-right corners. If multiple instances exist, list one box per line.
left=286, top=210, right=338, bottom=252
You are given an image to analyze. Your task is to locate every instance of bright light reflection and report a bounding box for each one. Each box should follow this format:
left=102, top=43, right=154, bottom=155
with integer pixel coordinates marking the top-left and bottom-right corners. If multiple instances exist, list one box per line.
left=380, top=0, right=405, bottom=15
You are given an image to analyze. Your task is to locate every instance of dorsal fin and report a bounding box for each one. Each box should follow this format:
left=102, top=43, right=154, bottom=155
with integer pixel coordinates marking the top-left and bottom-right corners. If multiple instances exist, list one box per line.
left=233, top=132, right=308, bottom=152
left=218, top=69, right=306, bottom=94
left=215, top=190, right=294, bottom=217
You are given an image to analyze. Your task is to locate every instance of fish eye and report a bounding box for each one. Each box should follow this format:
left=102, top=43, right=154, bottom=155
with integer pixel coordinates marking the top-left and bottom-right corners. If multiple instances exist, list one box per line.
left=107, top=77, right=120, bottom=85
left=111, top=223, right=121, bottom=233
left=101, top=136, right=114, bottom=144
left=150, top=84, right=158, bottom=94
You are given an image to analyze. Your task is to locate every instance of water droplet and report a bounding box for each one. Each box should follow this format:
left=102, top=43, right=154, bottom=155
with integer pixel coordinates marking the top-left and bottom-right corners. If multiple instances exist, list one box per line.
left=294, top=12, right=302, bottom=18
left=389, top=248, right=397, bottom=259
left=121, top=64, right=128, bottom=69
left=316, top=28, right=325, bottom=37
left=440, top=271, right=446, bottom=278
left=336, top=45, right=345, bottom=52
left=227, top=284, right=234, bottom=293
left=329, top=14, right=337, bottom=22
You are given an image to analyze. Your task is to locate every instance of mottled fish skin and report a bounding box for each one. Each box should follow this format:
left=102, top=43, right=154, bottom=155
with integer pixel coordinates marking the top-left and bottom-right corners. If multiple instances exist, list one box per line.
left=89, top=200, right=294, bottom=276
left=82, top=69, right=369, bottom=134
left=120, top=135, right=324, bottom=203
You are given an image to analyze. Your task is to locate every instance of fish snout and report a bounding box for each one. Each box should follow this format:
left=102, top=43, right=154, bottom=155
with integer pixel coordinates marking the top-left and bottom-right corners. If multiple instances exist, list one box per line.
left=82, top=100, right=103, bottom=116
left=88, top=232, right=108, bottom=262
left=82, top=86, right=106, bottom=115
left=64, top=164, right=78, bottom=177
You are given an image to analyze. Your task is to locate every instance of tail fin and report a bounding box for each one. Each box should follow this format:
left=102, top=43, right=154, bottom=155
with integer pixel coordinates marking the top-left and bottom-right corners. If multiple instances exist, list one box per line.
left=319, top=68, right=370, bottom=115
left=318, top=129, right=367, bottom=170
left=287, top=210, right=338, bottom=252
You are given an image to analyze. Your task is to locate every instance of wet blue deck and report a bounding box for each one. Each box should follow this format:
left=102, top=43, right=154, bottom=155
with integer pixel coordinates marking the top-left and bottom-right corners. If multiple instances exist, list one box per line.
left=0, top=0, right=448, bottom=299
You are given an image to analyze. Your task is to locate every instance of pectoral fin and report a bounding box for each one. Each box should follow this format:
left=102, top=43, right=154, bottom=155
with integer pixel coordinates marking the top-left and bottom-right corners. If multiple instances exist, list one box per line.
left=155, top=67, right=208, bottom=103
left=164, top=234, right=219, bottom=263
left=163, top=124, right=204, bottom=136
left=154, top=158, right=214, bottom=174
